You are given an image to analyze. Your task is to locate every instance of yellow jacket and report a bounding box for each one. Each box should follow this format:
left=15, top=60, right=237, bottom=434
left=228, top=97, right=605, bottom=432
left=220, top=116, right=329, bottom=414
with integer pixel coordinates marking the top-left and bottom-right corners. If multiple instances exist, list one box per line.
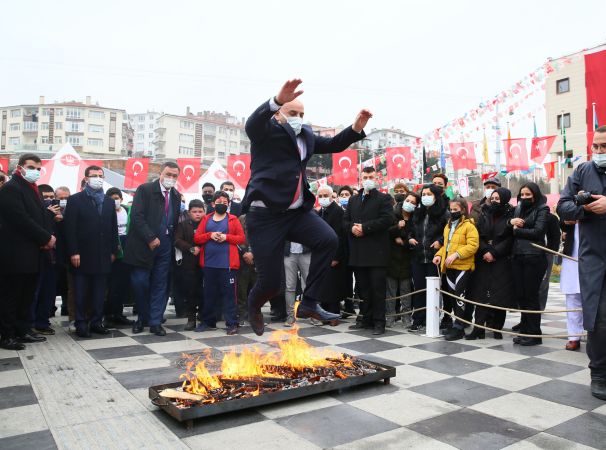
left=435, top=217, right=479, bottom=272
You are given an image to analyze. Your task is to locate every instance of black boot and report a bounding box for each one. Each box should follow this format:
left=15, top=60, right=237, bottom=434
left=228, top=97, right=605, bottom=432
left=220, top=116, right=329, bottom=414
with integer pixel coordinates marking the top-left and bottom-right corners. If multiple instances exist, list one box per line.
left=184, top=317, right=196, bottom=331
left=465, top=327, right=485, bottom=340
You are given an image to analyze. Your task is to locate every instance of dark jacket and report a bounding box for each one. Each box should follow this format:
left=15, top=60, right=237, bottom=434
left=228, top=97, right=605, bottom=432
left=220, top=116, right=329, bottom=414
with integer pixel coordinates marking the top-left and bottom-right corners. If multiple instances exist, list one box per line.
left=387, top=202, right=414, bottom=279
left=174, top=216, right=202, bottom=271
left=510, top=202, right=550, bottom=256
left=469, top=203, right=515, bottom=307
left=317, top=202, right=346, bottom=264
left=545, top=212, right=561, bottom=252
left=344, top=188, right=394, bottom=267
left=561, top=221, right=576, bottom=257
left=63, top=191, right=119, bottom=275
left=469, top=197, right=488, bottom=222
left=557, top=161, right=606, bottom=331
left=408, top=201, right=449, bottom=264
left=317, top=201, right=348, bottom=304
left=0, top=174, right=53, bottom=274
left=242, top=99, right=364, bottom=212
left=123, top=180, right=181, bottom=269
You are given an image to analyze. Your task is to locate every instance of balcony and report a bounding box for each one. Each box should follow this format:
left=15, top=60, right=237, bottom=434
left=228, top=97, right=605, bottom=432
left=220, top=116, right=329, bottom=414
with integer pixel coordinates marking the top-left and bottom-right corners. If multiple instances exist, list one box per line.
left=23, top=122, right=38, bottom=133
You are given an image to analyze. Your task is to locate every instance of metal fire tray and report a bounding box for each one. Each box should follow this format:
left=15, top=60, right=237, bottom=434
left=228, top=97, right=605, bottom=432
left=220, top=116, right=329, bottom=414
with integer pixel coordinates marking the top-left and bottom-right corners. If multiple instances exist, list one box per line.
left=149, top=358, right=396, bottom=427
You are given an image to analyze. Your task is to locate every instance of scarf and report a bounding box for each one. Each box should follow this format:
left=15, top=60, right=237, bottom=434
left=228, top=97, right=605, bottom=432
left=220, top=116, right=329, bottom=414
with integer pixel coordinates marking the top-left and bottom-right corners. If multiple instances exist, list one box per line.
left=84, top=184, right=105, bottom=214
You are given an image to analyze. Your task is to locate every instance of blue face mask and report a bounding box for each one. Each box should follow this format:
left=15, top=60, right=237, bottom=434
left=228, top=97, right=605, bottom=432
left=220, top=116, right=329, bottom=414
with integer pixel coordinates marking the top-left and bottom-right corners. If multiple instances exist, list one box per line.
left=22, top=168, right=40, bottom=183
left=339, top=197, right=349, bottom=206
left=402, top=201, right=416, bottom=213
left=281, top=112, right=303, bottom=135
left=593, top=153, right=606, bottom=168
left=421, top=195, right=435, bottom=207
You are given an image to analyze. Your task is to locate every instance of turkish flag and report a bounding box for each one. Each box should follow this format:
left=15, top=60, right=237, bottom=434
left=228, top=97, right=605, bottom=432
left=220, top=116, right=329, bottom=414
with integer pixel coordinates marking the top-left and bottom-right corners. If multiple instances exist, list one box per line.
left=481, top=171, right=498, bottom=182
left=124, top=158, right=149, bottom=189
left=38, top=160, right=55, bottom=185
left=78, top=160, right=103, bottom=186
left=449, top=142, right=477, bottom=171
left=530, top=136, right=556, bottom=163
left=504, top=138, right=529, bottom=172
left=587, top=131, right=594, bottom=160
left=544, top=161, right=556, bottom=180
left=226, top=154, right=251, bottom=189
left=176, top=158, right=201, bottom=193
left=386, top=147, right=413, bottom=179
left=332, top=149, right=359, bottom=185
left=0, top=158, right=9, bottom=174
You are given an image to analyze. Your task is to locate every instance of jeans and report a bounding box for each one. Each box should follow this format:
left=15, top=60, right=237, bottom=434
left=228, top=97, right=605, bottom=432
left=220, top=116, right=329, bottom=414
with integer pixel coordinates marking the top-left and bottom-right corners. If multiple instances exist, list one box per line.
left=202, top=268, right=238, bottom=328
left=284, top=252, right=311, bottom=319
left=512, top=254, right=548, bottom=336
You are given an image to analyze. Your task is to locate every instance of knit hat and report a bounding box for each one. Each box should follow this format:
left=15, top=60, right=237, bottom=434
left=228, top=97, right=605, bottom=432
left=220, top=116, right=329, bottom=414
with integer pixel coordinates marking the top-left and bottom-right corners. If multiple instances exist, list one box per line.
left=483, top=177, right=501, bottom=187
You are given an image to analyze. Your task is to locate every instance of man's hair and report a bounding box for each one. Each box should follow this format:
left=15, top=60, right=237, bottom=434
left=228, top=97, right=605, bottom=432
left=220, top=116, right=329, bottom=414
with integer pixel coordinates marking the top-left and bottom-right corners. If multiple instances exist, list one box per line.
left=55, top=186, right=71, bottom=195
left=80, top=178, right=87, bottom=189
left=161, top=161, right=180, bottom=172
left=85, top=165, right=104, bottom=177
left=433, top=173, right=448, bottom=184
left=213, top=191, right=230, bottom=202
left=450, top=196, right=469, bottom=218
left=202, top=182, right=215, bottom=191
left=362, top=166, right=376, bottom=174
left=393, top=182, right=409, bottom=192
left=0, top=174, right=5, bottom=183
left=596, top=125, right=606, bottom=133
left=338, top=185, right=353, bottom=196
left=317, top=185, right=334, bottom=195
left=189, top=199, right=205, bottom=210
left=220, top=181, right=235, bottom=190
left=38, top=184, right=54, bottom=194
left=106, top=187, right=123, bottom=199
left=18, top=153, right=41, bottom=166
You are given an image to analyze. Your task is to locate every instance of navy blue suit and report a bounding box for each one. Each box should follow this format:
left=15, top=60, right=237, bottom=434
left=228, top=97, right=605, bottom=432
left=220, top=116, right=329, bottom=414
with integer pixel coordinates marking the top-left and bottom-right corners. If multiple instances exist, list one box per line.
left=243, top=99, right=365, bottom=309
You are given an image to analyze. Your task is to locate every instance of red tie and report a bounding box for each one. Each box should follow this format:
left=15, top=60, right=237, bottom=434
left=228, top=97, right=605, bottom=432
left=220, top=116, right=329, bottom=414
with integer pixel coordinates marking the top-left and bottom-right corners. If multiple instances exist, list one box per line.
left=164, top=190, right=169, bottom=216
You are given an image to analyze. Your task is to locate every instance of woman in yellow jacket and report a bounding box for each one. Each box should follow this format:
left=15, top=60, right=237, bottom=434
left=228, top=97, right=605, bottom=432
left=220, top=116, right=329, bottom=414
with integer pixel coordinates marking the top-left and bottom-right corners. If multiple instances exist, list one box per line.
left=432, top=197, right=479, bottom=341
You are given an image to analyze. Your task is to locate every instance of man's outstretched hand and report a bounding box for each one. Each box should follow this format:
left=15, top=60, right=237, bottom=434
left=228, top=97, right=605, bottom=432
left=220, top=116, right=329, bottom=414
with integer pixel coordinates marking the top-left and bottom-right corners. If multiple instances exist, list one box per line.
left=353, top=109, right=373, bottom=133
left=276, top=79, right=304, bottom=105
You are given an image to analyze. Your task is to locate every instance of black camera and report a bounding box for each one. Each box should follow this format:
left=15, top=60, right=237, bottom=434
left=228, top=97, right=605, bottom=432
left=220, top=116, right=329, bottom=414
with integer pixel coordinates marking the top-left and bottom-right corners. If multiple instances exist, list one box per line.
left=574, top=191, right=597, bottom=206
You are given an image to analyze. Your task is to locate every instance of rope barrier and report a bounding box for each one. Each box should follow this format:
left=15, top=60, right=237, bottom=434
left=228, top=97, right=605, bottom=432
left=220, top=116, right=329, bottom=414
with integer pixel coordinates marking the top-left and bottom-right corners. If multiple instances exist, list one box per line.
left=438, top=308, right=587, bottom=339
left=344, top=307, right=427, bottom=320
left=437, top=288, right=583, bottom=314
left=346, top=288, right=427, bottom=304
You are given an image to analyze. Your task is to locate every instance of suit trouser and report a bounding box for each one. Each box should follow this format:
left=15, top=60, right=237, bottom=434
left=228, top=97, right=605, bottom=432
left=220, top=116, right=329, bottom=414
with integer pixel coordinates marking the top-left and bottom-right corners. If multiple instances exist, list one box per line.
left=410, top=262, right=439, bottom=326
left=33, top=262, right=57, bottom=329
left=107, top=258, right=131, bottom=318
left=74, top=273, right=107, bottom=329
left=0, top=273, right=39, bottom=339
left=202, top=268, right=238, bottom=328
left=131, top=234, right=172, bottom=326
left=246, top=207, right=337, bottom=310
left=587, top=276, right=606, bottom=381
left=474, top=306, right=506, bottom=331
left=284, top=253, right=311, bottom=319
left=355, top=267, right=387, bottom=326
left=237, top=264, right=256, bottom=321
left=512, top=255, right=548, bottom=336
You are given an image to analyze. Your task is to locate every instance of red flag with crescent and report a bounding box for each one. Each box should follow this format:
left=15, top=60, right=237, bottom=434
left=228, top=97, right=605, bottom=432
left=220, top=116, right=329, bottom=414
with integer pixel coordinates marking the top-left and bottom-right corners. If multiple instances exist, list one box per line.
left=332, top=149, right=359, bottom=185
left=386, top=147, right=412, bottom=179
left=530, top=136, right=556, bottom=163
left=37, top=160, right=55, bottom=185
left=504, top=138, right=529, bottom=171
left=226, top=154, right=251, bottom=189
left=0, top=158, right=9, bottom=174
left=124, top=158, right=149, bottom=189
left=176, top=158, right=201, bottom=193
left=448, top=142, right=477, bottom=171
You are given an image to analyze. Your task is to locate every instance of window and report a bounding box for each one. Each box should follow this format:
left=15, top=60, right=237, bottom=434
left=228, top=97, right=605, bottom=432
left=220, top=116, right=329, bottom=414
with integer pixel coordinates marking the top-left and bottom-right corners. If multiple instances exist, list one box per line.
left=42, top=108, right=51, bottom=116
left=230, top=141, right=238, bottom=149
left=10, top=109, right=21, bottom=118
left=87, top=138, right=103, bottom=147
left=557, top=113, right=571, bottom=129
left=218, top=151, right=225, bottom=158
left=41, top=136, right=51, bottom=144
left=179, top=146, right=193, bottom=155
left=557, top=78, right=570, bottom=94
left=137, top=124, right=145, bottom=131
left=9, top=123, right=20, bottom=131
left=148, top=114, right=155, bottom=120
left=69, top=122, right=83, bottom=132
left=65, top=108, right=83, bottom=119
left=179, top=133, right=194, bottom=143
left=41, top=122, right=50, bottom=130
left=137, top=133, right=145, bottom=140
left=138, top=115, right=145, bottom=122
left=218, top=139, right=226, bottom=147
left=180, top=120, right=194, bottom=130
left=89, top=110, right=105, bottom=120
left=230, top=129, right=238, bottom=136
left=218, top=127, right=225, bottom=135
left=54, top=122, right=63, bottom=130
left=204, top=124, right=216, bottom=135
left=149, top=123, right=154, bottom=129
left=24, top=122, right=38, bottom=131
left=55, top=136, right=63, bottom=144
left=9, top=137, right=20, bottom=145
left=68, top=136, right=82, bottom=145
left=148, top=132, right=154, bottom=138
left=55, top=108, right=63, bottom=116
left=88, top=124, right=104, bottom=133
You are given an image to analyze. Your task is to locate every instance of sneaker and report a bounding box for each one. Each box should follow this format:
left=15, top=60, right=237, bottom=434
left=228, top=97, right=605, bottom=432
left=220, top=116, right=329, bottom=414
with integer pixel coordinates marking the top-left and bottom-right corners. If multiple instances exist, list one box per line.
left=385, top=319, right=395, bottom=328
left=34, top=327, right=55, bottom=335
left=310, top=318, right=324, bottom=326
left=284, top=316, right=296, bottom=328
left=238, top=321, right=249, bottom=327
left=226, top=326, right=238, bottom=336
left=408, top=323, right=425, bottom=332
left=195, top=323, right=215, bottom=332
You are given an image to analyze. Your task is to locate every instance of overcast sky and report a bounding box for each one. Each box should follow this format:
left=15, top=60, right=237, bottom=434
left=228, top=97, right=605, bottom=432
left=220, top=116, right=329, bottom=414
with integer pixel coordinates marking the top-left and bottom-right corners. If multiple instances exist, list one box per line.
left=1, top=0, right=604, bottom=139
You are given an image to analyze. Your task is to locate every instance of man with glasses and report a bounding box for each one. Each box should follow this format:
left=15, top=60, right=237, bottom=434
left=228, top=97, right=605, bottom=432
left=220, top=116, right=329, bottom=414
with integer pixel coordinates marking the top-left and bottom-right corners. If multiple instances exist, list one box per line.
left=124, top=162, right=181, bottom=336
left=558, top=125, right=606, bottom=400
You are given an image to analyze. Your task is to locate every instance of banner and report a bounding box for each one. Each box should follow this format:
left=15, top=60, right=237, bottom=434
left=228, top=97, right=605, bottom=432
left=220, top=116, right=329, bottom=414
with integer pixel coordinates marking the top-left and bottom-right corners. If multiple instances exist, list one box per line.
left=585, top=49, right=606, bottom=158
left=226, top=154, right=251, bottom=189
left=176, top=158, right=201, bottom=193
left=332, top=149, right=359, bottom=185
left=385, top=147, right=412, bottom=179
left=124, top=158, right=149, bottom=189
left=38, top=160, right=55, bottom=185
left=0, top=158, right=9, bottom=173
left=449, top=142, right=477, bottom=171
left=504, top=138, right=529, bottom=172
left=530, top=136, right=556, bottom=163
left=544, top=161, right=556, bottom=180
left=78, top=160, right=103, bottom=185
left=457, top=177, right=470, bottom=197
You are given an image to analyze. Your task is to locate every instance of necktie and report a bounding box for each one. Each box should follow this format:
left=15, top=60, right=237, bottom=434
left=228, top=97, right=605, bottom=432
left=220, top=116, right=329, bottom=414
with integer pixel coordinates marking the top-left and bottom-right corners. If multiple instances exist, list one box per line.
left=164, top=190, right=169, bottom=216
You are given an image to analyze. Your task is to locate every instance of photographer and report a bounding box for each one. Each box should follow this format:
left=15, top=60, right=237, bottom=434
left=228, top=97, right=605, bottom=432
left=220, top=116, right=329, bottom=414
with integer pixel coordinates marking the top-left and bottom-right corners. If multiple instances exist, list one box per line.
left=557, top=125, right=606, bottom=401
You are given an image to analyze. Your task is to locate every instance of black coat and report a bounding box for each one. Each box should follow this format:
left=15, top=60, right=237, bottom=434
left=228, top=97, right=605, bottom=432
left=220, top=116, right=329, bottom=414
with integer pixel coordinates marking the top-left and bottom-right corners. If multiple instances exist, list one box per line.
left=174, top=217, right=201, bottom=271
left=557, top=161, right=606, bottom=331
left=510, top=202, right=550, bottom=256
left=387, top=202, right=414, bottom=279
left=63, top=191, right=119, bottom=275
left=0, top=175, right=53, bottom=274
left=123, top=180, right=181, bottom=269
left=545, top=213, right=561, bottom=252
left=344, top=188, right=394, bottom=267
left=242, top=99, right=364, bottom=212
left=317, top=202, right=348, bottom=303
left=408, top=203, right=449, bottom=264
left=469, top=203, right=515, bottom=307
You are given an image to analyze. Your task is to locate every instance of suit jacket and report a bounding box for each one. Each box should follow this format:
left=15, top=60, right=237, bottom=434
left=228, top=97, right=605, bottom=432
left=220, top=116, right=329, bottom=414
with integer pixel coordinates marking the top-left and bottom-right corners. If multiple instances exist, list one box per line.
left=344, top=188, right=394, bottom=267
left=242, top=100, right=365, bottom=212
left=123, top=180, right=181, bottom=269
left=317, top=202, right=346, bottom=264
left=0, top=174, right=52, bottom=274
left=64, top=191, right=119, bottom=275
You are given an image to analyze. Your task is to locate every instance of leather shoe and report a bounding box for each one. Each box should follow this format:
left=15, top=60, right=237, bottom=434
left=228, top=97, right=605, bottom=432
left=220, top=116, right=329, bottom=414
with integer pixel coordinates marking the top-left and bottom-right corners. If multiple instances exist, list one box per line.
left=444, top=327, right=465, bottom=341
left=296, top=303, right=340, bottom=322
left=519, top=337, right=542, bottom=346
left=113, top=315, right=135, bottom=326
left=349, top=322, right=372, bottom=330
left=590, top=380, right=606, bottom=401
left=0, top=338, right=26, bottom=350
left=17, top=332, right=46, bottom=343
left=372, top=324, right=385, bottom=335
left=76, top=328, right=91, bottom=338
left=513, top=336, right=522, bottom=345
left=565, top=340, right=581, bottom=351
left=248, top=305, right=265, bottom=336
left=150, top=325, right=166, bottom=336
left=90, top=325, right=110, bottom=335
left=511, top=323, right=521, bottom=332
left=132, top=321, right=144, bottom=334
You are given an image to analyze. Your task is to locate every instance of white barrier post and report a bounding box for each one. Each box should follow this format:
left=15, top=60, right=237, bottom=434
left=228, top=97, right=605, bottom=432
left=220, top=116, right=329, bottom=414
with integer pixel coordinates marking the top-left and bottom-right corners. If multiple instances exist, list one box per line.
left=424, top=276, right=441, bottom=338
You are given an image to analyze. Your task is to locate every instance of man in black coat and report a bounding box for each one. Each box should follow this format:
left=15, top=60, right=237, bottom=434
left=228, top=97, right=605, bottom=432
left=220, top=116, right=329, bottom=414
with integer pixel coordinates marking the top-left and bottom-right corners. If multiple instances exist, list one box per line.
left=219, top=181, right=242, bottom=217
left=64, top=165, right=119, bottom=337
left=344, top=167, right=394, bottom=335
left=242, top=79, right=372, bottom=335
left=124, top=162, right=181, bottom=336
left=0, top=154, right=55, bottom=350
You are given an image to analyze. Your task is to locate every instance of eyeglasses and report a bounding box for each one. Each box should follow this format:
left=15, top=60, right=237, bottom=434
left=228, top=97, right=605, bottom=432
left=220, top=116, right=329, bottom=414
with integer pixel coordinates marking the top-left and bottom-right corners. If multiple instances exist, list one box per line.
left=592, top=143, right=606, bottom=152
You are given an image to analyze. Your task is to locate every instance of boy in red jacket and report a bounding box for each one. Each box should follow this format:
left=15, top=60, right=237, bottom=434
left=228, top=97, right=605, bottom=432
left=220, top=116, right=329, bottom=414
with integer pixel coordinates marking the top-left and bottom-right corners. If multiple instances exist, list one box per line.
left=194, top=191, right=245, bottom=335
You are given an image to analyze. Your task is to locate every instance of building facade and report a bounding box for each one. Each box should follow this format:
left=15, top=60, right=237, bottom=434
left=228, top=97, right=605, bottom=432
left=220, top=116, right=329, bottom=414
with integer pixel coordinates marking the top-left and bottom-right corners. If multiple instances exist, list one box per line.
left=129, top=111, right=162, bottom=157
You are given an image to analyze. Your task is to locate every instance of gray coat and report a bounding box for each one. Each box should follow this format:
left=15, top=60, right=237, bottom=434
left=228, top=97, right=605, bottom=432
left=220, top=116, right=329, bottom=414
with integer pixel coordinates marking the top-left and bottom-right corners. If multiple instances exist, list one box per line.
left=556, top=161, right=606, bottom=331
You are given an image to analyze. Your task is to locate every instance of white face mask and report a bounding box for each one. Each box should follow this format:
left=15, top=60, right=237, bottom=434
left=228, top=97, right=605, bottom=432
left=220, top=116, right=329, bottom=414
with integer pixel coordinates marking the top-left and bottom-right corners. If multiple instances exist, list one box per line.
left=281, top=112, right=303, bottom=135
left=224, top=190, right=234, bottom=200
left=421, top=195, right=435, bottom=207
left=402, top=201, right=416, bottom=213
left=162, top=177, right=176, bottom=189
left=484, top=188, right=495, bottom=199
left=362, top=179, right=376, bottom=191
left=593, top=153, right=606, bottom=168
left=114, top=199, right=121, bottom=209
left=88, top=177, right=104, bottom=190
left=21, top=168, right=41, bottom=183
left=59, top=199, right=68, bottom=209
left=318, top=197, right=331, bottom=208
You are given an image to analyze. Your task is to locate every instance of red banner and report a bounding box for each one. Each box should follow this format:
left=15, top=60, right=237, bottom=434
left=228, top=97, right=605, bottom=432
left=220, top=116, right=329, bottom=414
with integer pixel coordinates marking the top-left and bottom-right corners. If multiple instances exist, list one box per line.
left=530, top=136, right=556, bottom=163
left=78, top=160, right=103, bottom=186
left=481, top=171, right=498, bottom=181
left=504, top=138, right=529, bottom=172
left=448, top=142, right=477, bottom=171
left=226, top=154, right=251, bottom=188
left=544, top=161, right=556, bottom=180
left=585, top=49, right=606, bottom=159
left=124, top=158, right=149, bottom=189
left=386, top=147, right=413, bottom=179
left=0, top=158, right=9, bottom=173
left=38, top=160, right=54, bottom=185
left=176, top=158, right=201, bottom=193
left=332, top=149, right=359, bottom=185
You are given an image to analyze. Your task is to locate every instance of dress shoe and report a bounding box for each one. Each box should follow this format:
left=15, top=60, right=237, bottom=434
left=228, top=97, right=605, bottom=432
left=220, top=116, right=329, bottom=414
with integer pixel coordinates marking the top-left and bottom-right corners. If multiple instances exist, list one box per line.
left=270, top=315, right=287, bottom=323
left=76, top=328, right=91, bottom=338
left=348, top=322, right=372, bottom=330
left=493, top=331, right=503, bottom=340
left=372, top=324, right=385, bottom=335
left=519, top=337, right=542, bottom=346
left=590, top=380, right=606, bottom=401
left=511, top=323, right=521, bottom=332
left=17, top=332, right=46, bottom=343
left=34, top=327, right=56, bottom=335
left=464, top=328, right=485, bottom=340
left=184, top=319, right=196, bottom=331
left=565, top=340, right=581, bottom=351
left=408, top=323, right=425, bottom=333
left=150, top=325, right=166, bottom=336
left=0, top=338, right=25, bottom=350
left=513, top=336, right=522, bottom=345
left=248, top=305, right=265, bottom=336
left=113, top=315, right=135, bottom=326
left=444, top=327, right=465, bottom=341
left=132, top=321, right=144, bottom=334
left=296, top=303, right=340, bottom=321
left=90, top=325, right=111, bottom=335
left=439, top=318, right=453, bottom=332
left=226, top=326, right=238, bottom=336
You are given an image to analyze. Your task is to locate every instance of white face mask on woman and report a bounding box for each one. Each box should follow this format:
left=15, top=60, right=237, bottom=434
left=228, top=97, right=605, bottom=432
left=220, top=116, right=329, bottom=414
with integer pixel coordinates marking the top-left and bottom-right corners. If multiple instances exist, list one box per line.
left=421, top=195, right=435, bottom=207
